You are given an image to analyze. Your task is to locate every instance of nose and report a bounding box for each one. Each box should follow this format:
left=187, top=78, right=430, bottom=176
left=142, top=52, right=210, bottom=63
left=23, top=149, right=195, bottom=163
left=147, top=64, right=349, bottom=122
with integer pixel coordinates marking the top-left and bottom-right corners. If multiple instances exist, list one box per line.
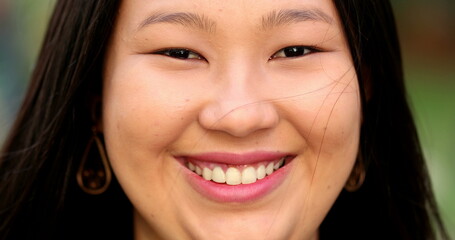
left=198, top=69, right=279, bottom=138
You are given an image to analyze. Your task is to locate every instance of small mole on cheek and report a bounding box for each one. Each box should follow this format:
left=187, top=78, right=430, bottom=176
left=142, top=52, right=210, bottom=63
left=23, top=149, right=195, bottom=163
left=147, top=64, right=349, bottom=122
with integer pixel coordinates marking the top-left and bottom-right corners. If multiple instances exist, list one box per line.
left=327, top=185, right=331, bottom=190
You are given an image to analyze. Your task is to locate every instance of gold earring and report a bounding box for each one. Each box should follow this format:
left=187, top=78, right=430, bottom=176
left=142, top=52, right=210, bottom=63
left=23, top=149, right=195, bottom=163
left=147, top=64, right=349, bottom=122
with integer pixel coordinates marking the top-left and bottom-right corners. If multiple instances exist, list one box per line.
left=345, top=155, right=366, bottom=192
left=76, top=128, right=112, bottom=195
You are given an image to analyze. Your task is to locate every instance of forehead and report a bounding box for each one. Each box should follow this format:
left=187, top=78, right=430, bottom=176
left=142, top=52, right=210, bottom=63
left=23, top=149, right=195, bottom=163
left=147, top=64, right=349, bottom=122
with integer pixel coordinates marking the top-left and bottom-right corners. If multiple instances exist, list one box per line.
left=116, top=0, right=341, bottom=33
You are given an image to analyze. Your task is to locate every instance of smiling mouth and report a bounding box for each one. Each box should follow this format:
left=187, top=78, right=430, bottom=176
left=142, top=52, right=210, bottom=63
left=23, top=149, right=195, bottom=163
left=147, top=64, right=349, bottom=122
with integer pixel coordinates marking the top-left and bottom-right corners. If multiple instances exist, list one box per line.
left=183, top=155, right=293, bottom=186
left=177, top=152, right=295, bottom=202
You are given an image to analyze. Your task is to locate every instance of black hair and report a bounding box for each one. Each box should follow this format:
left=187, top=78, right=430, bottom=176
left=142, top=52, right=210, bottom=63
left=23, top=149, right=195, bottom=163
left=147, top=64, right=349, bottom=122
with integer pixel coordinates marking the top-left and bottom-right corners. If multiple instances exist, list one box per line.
left=0, top=1, right=131, bottom=239
left=321, top=1, right=449, bottom=239
left=0, top=1, right=449, bottom=239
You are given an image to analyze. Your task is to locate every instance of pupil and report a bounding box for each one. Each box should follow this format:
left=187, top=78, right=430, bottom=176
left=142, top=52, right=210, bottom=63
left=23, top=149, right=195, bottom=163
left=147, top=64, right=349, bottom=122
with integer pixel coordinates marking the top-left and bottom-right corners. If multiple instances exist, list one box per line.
left=169, top=49, right=189, bottom=59
left=284, top=47, right=304, bottom=57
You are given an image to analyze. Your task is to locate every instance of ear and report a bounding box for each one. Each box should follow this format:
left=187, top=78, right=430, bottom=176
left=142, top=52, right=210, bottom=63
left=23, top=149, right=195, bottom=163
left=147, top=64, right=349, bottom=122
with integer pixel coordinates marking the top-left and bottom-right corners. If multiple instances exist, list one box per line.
left=344, top=154, right=366, bottom=192
left=361, top=65, right=373, bottom=103
left=90, top=96, right=103, bottom=132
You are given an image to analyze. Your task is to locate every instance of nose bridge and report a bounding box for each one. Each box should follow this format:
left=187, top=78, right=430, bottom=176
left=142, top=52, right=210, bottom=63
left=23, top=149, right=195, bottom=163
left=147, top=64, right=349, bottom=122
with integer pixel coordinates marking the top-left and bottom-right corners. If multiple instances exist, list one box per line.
left=198, top=59, right=279, bottom=137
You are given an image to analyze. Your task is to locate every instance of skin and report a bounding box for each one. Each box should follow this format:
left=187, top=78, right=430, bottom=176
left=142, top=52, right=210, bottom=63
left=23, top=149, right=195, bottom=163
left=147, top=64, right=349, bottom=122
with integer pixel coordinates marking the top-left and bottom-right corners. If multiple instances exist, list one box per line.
left=102, top=0, right=361, bottom=239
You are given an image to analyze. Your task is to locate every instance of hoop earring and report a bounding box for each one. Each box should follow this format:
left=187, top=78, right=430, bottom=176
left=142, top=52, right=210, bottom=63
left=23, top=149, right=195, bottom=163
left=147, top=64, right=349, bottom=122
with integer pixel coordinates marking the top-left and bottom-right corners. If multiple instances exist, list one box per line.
left=345, top=155, right=366, bottom=192
left=77, top=129, right=112, bottom=195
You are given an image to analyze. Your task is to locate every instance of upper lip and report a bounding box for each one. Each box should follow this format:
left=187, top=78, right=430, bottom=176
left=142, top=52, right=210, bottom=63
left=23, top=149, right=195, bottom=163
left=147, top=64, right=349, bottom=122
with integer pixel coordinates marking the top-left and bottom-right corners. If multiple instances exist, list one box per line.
left=177, top=151, right=292, bottom=165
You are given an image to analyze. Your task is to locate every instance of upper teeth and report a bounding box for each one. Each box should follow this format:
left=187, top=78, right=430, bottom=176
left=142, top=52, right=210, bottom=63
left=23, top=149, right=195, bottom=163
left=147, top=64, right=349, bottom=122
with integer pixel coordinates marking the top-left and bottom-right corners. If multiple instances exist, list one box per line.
left=187, top=158, right=285, bottom=185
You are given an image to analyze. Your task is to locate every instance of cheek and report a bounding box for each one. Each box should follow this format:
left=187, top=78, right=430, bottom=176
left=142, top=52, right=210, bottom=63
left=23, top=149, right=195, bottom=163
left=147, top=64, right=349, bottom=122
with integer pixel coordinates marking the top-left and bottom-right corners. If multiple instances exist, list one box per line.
left=275, top=52, right=361, bottom=156
left=276, top=58, right=361, bottom=215
left=102, top=58, right=201, bottom=155
left=100, top=59, right=204, bottom=213
left=100, top=60, right=209, bottom=201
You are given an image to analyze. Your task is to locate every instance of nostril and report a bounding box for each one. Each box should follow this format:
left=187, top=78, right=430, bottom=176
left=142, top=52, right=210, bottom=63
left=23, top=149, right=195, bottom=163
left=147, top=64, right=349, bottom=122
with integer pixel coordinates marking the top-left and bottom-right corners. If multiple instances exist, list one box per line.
left=198, top=101, right=280, bottom=137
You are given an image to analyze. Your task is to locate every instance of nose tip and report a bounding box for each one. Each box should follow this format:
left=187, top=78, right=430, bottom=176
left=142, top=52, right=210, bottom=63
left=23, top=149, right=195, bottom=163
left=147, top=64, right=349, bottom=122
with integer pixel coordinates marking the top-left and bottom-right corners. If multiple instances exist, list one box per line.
left=198, top=100, right=279, bottom=137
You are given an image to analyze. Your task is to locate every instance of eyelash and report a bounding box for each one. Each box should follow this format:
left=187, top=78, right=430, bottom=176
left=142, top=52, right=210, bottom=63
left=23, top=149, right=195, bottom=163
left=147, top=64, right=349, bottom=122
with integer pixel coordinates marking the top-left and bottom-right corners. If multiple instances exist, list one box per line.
left=154, top=48, right=205, bottom=60
left=153, top=46, right=319, bottom=60
left=270, top=46, right=320, bottom=60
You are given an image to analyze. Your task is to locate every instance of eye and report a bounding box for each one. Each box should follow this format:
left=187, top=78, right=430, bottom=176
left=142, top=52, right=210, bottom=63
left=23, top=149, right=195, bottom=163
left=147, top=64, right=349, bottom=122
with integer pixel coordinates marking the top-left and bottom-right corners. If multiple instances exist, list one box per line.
left=270, top=46, right=318, bottom=59
left=154, top=48, right=204, bottom=60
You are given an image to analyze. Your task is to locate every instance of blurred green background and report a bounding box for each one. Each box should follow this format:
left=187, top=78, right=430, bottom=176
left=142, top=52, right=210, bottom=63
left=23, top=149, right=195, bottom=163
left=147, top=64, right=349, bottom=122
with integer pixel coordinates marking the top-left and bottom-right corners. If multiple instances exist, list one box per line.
left=0, top=0, right=454, bottom=237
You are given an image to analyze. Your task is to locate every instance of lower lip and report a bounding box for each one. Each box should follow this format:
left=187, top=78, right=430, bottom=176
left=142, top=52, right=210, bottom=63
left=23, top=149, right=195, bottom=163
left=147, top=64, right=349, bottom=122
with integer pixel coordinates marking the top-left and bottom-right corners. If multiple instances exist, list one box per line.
left=181, top=161, right=292, bottom=203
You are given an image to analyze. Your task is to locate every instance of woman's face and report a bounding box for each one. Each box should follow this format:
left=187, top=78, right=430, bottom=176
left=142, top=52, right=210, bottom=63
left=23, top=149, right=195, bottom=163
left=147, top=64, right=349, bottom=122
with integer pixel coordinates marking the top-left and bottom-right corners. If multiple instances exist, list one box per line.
left=103, top=0, right=361, bottom=239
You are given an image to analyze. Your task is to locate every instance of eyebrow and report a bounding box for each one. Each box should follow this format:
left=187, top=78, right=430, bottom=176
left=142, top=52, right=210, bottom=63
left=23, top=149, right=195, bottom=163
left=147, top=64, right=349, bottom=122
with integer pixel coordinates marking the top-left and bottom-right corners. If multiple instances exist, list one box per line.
left=137, top=8, right=333, bottom=33
left=138, top=12, right=216, bottom=33
left=261, top=9, right=334, bottom=30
